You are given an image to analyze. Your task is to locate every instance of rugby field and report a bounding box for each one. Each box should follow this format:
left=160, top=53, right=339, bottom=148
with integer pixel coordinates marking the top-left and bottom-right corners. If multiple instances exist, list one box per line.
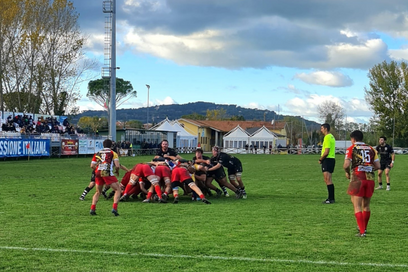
left=0, top=154, right=407, bottom=271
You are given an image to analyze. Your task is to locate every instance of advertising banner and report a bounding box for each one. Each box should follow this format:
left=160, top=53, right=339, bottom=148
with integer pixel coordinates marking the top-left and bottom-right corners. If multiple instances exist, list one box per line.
left=78, top=139, right=96, bottom=154
left=87, top=139, right=95, bottom=154
left=95, top=140, right=104, bottom=152
left=61, top=139, right=78, bottom=155
left=0, top=138, right=51, bottom=158
left=78, top=139, right=88, bottom=154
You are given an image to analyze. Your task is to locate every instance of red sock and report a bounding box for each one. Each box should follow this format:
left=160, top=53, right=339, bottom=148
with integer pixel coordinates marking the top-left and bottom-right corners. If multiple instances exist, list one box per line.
left=128, top=186, right=139, bottom=196
left=154, top=185, right=163, bottom=198
left=146, top=192, right=153, bottom=199
left=112, top=203, right=118, bottom=210
left=91, top=204, right=96, bottom=211
left=355, top=212, right=365, bottom=234
left=123, top=183, right=133, bottom=195
left=174, top=193, right=179, bottom=198
left=363, top=211, right=370, bottom=231
left=199, top=194, right=205, bottom=199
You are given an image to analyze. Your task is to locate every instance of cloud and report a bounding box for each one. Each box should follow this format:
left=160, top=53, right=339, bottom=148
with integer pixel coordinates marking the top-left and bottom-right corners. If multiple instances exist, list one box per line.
left=243, top=102, right=266, bottom=110
left=74, top=0, right=407, bottom=70
left=284, top=95, right=372, bottom=122
left=389, top=47, right=408, bottom=61
left=156, top=96, right=178, bottom=105
left=295, top=71, right=353, bottom=87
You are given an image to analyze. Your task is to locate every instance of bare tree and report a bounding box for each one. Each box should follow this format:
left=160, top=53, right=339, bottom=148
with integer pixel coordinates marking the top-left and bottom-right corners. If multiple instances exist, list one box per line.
left=317, top=100, right=345, bottom=137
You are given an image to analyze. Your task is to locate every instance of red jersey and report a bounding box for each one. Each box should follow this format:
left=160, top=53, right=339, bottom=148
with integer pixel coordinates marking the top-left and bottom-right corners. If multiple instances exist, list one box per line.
left=131, top=163, right=155, bottom=178
left=171, top=166, right=192, bottom=183
left=155, top=165, right=171, bottom=179
left=92, top=148, right=119, bottom=177
left=345, top=142, right=379, bottom=181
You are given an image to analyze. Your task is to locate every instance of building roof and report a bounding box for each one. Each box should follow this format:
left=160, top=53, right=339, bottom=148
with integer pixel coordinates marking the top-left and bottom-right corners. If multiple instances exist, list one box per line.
left=250, top=126, right=277, bottom=138
left=224, top=125, right=250, bottom=138
left=178, top=119, right=286, bottom=133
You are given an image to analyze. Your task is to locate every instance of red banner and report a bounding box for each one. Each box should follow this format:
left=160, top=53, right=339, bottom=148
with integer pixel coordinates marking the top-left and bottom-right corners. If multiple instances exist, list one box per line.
left=61, top=139, right=78, bottom=155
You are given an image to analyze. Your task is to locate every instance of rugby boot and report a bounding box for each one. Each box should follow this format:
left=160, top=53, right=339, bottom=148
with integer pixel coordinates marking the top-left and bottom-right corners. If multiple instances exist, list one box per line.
left=202, top=198, right=211, bottom=204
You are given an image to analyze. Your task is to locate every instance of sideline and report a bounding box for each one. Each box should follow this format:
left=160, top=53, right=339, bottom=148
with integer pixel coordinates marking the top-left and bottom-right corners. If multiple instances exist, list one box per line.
left=1, top=246, right=407, bottom=268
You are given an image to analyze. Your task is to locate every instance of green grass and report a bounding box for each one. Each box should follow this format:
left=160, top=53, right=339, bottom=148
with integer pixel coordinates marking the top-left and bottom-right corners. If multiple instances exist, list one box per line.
left=1, top=154, right=408, bottom=271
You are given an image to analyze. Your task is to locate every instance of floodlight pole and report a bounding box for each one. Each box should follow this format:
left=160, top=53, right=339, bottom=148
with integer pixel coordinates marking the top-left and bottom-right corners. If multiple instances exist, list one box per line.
left=109, top=0, right=117, bottom=141
left=146, top=84, right=150, bottom=127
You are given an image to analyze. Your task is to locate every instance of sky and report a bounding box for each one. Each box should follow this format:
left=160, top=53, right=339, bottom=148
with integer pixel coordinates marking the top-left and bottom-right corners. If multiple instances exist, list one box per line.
left=71, top=0, right=408, bottom=124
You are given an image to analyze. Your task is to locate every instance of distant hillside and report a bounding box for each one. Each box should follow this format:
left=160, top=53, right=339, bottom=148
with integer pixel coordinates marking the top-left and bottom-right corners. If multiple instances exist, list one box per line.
left=69, top=101, right=320, bottom=129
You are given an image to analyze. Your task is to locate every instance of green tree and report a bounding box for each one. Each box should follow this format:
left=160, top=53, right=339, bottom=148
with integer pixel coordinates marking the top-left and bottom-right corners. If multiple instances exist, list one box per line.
left=365, top=60, right=408, bottom=146
left=206, top=108, right=227, bottom=120
left=126, top=120, right=143, bottom=129
left=229, top=115, right=245, bottom=121
left=181, top=112, right=206, bottom=120
left=87, top=78, right=137, bottom=111
left=77, top=116, right=108, bottom=133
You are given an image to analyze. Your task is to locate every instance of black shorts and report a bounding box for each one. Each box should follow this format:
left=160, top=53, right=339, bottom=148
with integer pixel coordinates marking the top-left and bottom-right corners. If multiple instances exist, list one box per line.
left=207, top=167, right=226, bottom=179
left=380, top=162, right=392, bottom=170
left=171, top=179, right=194, bottom=189
left=227, top=161, right=243, bottom=176
left=195, top=170, right=206, bottom=176
left=321, top=158, right=335, bottom=173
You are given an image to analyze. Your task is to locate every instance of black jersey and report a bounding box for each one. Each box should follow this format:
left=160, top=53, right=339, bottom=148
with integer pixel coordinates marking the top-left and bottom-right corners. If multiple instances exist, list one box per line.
left=212, top=152, right=240, bottom=169
left=376, top=144, right=394, bottom=163
left=193, top=155, right=211, bottom=165
left=156, top=147, right=178, bottom=158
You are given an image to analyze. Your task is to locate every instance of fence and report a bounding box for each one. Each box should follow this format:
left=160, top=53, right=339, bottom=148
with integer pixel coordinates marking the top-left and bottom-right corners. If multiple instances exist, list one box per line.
left=2, top=131, right=408, bottom=158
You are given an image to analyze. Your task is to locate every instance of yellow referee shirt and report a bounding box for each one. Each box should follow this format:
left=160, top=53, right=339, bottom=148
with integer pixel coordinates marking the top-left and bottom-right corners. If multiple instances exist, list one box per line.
left=321, top=133, right=335, bottom=158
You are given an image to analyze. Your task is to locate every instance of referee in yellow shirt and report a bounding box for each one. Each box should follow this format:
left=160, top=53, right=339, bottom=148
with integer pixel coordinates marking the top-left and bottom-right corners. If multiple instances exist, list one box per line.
left=318, top=123, right=336, bottom=204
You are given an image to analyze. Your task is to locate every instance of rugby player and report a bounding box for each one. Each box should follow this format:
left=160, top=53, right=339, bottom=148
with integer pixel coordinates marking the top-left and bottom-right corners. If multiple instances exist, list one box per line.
left=375, top=136, right=395, bottom=191
left=120, top=163, right=167, bottom=203
left=344, top=130, right=380, bottom=237
left=192, top=148, right=212, bottom=197
left=211, top=146, right=247, bottom=199
left=89, top=139, right=122, bottom=216
left=154, top=139, right=182, bottom=161
left=203, top=146, right=243, bottom=199
left=171, top=161, right=211, bottom=204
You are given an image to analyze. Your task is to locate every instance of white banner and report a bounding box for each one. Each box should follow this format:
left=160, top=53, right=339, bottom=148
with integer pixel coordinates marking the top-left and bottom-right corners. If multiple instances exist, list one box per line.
left=95, top=140, right=104, bottom=152
left=87, top=139, right=95, bottom=154
left=78, top=139, right=88, bottom=154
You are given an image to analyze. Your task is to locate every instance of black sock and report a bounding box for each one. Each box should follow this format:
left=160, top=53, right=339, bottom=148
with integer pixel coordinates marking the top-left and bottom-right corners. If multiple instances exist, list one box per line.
left=379, top=182, right=383, bottom=186
left=327, top=184, right=335, bottom=200
left=387, top=183, right=390, bottom=186
left=108, top=191, right=115, bottom=199
left=81, top=187, right=92, bottom=197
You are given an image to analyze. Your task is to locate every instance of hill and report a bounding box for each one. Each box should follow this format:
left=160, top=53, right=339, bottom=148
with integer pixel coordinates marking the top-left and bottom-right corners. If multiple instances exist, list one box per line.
left=70, top=101, right=320, bottom=129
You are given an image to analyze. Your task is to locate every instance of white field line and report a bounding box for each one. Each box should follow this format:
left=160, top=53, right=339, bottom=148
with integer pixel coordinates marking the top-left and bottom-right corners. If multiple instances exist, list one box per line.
left=1, top=246, right=407, bottom=268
